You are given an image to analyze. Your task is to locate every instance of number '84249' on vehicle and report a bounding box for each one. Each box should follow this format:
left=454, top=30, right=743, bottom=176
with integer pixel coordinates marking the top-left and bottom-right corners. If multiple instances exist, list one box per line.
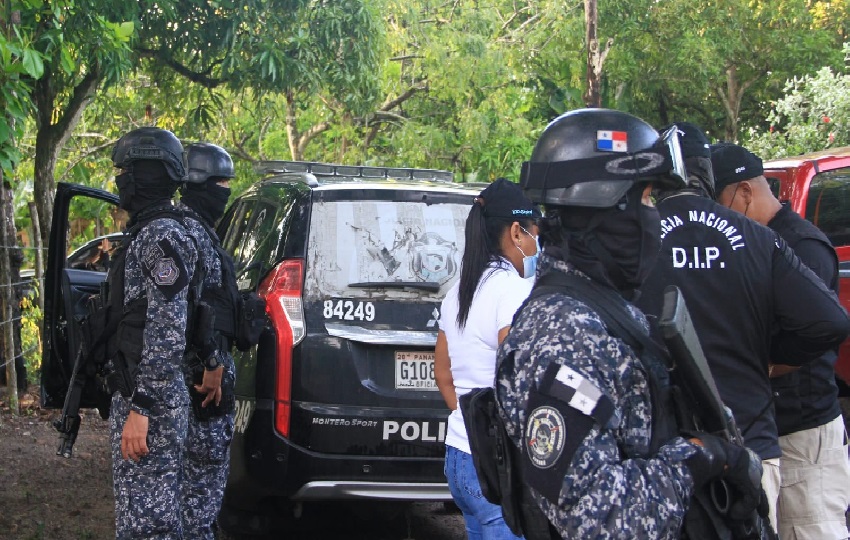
left=323, top=299, right=375, bottom=321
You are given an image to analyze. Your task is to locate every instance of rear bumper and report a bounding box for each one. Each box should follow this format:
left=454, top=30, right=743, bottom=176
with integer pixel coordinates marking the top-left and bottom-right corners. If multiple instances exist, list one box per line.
left=292, top=481, right=451, bottom=501
left=226, top=404, right=450, bottom=505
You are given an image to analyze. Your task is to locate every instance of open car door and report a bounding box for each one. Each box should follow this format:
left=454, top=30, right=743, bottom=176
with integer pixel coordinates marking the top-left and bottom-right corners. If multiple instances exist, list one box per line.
left=41, top=182, right=120, bottom=410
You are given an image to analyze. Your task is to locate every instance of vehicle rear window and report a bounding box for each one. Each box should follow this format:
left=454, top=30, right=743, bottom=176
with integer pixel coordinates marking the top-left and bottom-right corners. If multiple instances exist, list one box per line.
left=304, top=199, right=469, bottom=301
left=765, top=176, right=781, bottom=198
left=805, top=167, right=850, bottom=247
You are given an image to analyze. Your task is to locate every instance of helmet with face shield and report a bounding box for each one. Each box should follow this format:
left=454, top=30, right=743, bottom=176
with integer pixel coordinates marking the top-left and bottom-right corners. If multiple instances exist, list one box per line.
left=520, top=108, right=686, bottom=208
left=520, top=109, right=687, bottom=295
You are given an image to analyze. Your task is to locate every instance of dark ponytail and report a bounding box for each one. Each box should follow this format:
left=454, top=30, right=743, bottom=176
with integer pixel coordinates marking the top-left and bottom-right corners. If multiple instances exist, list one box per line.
left=455, top=202, right=533, bottom=329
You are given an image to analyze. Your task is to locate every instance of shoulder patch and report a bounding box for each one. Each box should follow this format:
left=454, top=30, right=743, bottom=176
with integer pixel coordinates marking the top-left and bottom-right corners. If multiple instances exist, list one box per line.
left=142, top=238, right=189, bottom=300
left=520, top=363, right=618, bottom=504
left=154, top=258, right=180, bottom=286
left=142, top=243, right=165, bottom=270
left=546, top=364, right=616, bottom=426
left=526, top=405, right=566, bottom=469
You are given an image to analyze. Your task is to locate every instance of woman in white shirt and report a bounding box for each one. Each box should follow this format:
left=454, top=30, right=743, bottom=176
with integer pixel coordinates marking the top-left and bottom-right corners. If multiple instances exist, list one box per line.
left=436, top=178, right=540, bottom=540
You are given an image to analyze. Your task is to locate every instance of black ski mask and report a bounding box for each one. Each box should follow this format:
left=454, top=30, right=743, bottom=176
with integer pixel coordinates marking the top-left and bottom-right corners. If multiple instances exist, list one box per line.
left=181, top=181, right=231, bottom=227
left=560, top=183, right=662, bottom=298
left=116, top=160, right=179, bottom=216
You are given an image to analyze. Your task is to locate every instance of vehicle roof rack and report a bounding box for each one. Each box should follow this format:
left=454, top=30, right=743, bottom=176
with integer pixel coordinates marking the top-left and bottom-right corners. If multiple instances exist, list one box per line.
left=255, top=160, right=454, bottom=184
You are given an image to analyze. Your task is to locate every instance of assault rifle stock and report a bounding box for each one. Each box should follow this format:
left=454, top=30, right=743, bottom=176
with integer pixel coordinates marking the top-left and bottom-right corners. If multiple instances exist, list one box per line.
left=659, top=285, right=775, bottom=540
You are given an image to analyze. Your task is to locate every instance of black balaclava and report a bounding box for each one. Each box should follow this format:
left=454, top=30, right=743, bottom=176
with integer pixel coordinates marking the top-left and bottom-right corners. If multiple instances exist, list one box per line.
left=554, top=182, right=661, bottom=299
left=180, top=180, right=231, bottom=227
left=116, top=160, right=179, bottom=217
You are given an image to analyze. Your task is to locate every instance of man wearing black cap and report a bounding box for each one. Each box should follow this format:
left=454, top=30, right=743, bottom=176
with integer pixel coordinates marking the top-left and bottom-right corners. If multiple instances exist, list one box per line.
left=712, top=143, right=850, bottom=540
left=638, top=123, right=850, bottom=534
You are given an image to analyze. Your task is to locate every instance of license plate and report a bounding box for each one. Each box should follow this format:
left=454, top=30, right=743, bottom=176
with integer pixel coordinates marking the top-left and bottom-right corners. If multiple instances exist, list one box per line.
left=395, top=351, right=438, bottom=391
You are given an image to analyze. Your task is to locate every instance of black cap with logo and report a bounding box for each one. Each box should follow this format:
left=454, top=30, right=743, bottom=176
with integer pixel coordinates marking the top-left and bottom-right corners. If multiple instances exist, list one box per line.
left=476, top=178, right=542, bottom=220
left=710, top=143, right=764, bottom=194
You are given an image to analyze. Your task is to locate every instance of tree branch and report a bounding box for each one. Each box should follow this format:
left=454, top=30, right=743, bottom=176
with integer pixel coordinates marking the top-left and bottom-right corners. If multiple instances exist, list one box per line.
left=58, top=139, right=117, bottom=183
left=296, top=121, right=332, bottom=158
left=136, top=47, right=225, bottom=88
left=230, top=133, right=258, bottom=163
left=52, top=69, right=102, bottom=152
left=379, top=83, right=429, bottom=112
left=389, top=55, right=425, bottom=62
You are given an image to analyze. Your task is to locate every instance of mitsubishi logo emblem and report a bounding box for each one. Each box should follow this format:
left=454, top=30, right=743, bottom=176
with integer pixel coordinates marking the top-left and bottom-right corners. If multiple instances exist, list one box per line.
left=427, top=307, right=440, bottom=328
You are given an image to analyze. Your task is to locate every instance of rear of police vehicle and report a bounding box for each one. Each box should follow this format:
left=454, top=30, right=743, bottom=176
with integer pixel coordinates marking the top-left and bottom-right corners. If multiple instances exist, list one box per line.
left=219, top=162, right=480, bottom=531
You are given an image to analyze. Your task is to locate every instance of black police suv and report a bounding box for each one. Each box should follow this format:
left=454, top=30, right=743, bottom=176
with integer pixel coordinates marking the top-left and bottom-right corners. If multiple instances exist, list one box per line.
left=218, top=162, right=480, bottom=531
left=42, top=164, right=482, bottom=534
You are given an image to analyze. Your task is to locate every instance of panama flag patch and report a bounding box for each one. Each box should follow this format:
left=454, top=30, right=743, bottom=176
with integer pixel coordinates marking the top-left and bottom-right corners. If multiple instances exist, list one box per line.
left=597, top=130, right=628, bottom=152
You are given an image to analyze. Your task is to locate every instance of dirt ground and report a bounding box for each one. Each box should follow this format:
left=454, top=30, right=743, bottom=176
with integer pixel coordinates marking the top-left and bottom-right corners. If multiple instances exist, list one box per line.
left=0, top=386, right=115, bottom=540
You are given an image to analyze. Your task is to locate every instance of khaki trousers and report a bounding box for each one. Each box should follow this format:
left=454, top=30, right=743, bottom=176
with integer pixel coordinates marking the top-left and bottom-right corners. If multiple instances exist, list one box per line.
left=777, top=415, right=850, bottom=540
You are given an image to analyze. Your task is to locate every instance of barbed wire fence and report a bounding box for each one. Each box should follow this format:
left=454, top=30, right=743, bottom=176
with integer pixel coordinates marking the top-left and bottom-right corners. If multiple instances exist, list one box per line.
left=0, top=244, right=47, bottom=396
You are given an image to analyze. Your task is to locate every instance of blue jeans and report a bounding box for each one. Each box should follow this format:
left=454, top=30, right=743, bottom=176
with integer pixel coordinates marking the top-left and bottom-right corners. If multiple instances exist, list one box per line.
left=445, top=445, right=524, bottom=540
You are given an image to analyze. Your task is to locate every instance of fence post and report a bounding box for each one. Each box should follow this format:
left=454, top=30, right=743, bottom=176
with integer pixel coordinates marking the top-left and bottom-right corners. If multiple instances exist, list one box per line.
left=0, top=178, right=18, bottom=413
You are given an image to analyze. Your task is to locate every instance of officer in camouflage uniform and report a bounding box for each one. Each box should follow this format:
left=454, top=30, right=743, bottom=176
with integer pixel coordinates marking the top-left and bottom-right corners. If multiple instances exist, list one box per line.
left=177, top=142, right=237, bottom=539
left=496, top=109, right=765, bottom=538
left=109, top=127, right=198, bottom=538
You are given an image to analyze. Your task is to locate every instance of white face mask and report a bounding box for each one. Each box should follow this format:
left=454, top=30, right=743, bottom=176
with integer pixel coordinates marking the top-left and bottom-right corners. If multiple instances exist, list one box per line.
left=517, top=226, right=540, bottom=280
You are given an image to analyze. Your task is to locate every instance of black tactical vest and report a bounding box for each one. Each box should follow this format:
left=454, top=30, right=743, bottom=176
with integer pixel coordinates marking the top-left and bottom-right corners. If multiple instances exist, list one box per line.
left=91, top=204, right=204, bottom=399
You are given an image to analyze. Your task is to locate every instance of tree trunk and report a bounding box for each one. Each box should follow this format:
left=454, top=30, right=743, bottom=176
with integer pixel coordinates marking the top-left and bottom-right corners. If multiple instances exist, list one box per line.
left=32, top=132, right=58, bottom=251
left=28, top=201, right=43, bottom=315
left=716, top=64, right=754, bottom=142
left=284, top=92, right=301, bottom=161
left=0, top=174, right=17, bottom=414
left=32, top=67, right=101, bottom=250
left=657, top=91, right=669, bottom=127
left=583, top=0, right=612, bottom=108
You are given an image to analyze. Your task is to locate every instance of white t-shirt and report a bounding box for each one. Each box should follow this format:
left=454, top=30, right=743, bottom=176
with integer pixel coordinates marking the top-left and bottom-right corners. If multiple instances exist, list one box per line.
left=439, top=259, right=533, bottom=453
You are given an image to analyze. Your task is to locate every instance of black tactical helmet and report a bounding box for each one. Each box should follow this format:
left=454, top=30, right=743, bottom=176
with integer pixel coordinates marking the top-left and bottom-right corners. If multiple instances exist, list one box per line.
left=520, top=108, right=686, bottom=208
left=185, top=142, right=235, bottom=184
left=112, top=127, right=187, bottom=182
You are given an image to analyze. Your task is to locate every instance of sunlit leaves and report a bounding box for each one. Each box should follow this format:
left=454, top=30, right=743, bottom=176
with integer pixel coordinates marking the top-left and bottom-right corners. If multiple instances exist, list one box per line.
left=745, top=53, right=850, bottom=159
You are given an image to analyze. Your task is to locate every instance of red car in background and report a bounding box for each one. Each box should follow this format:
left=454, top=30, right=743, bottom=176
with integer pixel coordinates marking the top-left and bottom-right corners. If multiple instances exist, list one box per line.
left=762, top=146, right=850, bottom=388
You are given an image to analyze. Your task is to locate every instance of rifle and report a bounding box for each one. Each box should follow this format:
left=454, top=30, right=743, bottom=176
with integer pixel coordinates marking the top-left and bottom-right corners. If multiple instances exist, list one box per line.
left=54, top=344, right=85, bottom=458
left=54, top=286, right=113, bottom=458
left=659, top=285, right=776, bottom=540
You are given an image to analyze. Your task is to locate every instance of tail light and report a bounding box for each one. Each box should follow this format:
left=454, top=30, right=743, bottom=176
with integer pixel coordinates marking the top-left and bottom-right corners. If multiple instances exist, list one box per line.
left=258, top=258, right=305, bottom=438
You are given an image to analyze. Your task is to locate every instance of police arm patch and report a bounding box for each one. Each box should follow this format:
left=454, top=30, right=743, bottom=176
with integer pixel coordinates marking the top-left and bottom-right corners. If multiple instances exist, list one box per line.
left=526, top=405, right=567, bottom=469
left=143, top=239, right=189, bottom=300
left=521, top=363, right=616, bottom=504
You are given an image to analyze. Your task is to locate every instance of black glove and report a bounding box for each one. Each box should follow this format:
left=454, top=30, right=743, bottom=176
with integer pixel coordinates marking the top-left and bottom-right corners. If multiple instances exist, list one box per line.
left=685, top=432, right=763, bottom=520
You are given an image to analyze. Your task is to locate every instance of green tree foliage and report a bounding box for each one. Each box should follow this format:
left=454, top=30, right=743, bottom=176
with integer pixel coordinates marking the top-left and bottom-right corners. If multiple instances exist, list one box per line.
left=607, top=0, right=844, bottom=141
left=0, top=1, right=42, bottom=173
left=31, top=0, right=850, bottom=198
left=21, top=0, right=135, bottom=247
left=349, top=0, right=575, bottom=181
left=136, top=0, right=384, bottom=161
left=745, top=44, right=850, bottom=159
left=0, top=5, right=44, bottom=176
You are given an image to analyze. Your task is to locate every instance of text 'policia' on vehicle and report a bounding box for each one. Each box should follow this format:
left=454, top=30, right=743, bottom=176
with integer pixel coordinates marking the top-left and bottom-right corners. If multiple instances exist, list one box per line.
left=41, top=161, right=486, bottom=536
